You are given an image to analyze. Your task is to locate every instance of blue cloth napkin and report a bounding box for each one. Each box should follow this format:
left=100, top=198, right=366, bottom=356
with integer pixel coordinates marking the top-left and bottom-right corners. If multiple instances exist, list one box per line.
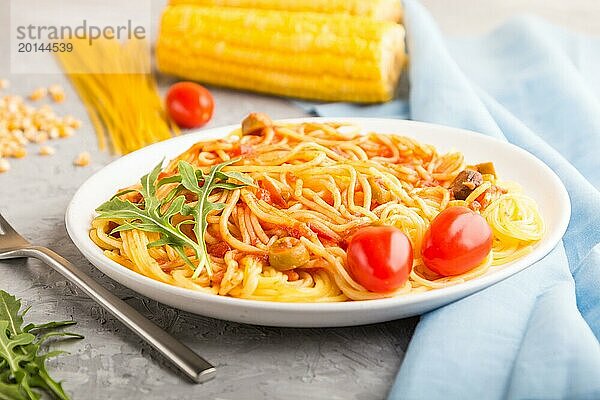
left=299, top=1, right=600, bottom=398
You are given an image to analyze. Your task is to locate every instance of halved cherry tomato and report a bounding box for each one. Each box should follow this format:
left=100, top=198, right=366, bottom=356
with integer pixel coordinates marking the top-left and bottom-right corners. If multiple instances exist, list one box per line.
left=346, top=226, right=413, bottom=293
left=166, top=82, right=214, bottom=129
left=421, top=206, right=492, bottom=276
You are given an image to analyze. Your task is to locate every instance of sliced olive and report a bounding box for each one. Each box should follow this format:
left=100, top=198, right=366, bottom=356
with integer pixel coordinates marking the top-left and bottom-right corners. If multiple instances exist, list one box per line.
left=473, top=162, right=496, bottom=177
left=450, top=169, right=483, bottom=200
left=241, top=112, right=272, bottom=135
left=368, top=177, right=392, bottom=204
left=268, top=237, right=310, bottom=271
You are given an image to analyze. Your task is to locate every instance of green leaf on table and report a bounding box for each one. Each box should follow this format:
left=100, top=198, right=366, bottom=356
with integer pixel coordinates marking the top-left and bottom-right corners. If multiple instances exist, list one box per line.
left=0, top=369, right=27, bottom=400
left=0, top=291, right=24, bottom=335
left=0, top=321, right=35, bottom=372
left=23, top=321, right=77, bottom=333
left=27, top=353, right=70, bottom=400
left=0, top=290, right=82, bottom=400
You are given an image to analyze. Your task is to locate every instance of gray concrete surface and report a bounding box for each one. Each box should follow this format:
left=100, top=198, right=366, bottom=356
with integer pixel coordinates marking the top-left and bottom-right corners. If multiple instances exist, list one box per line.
left=1, top=1, right=598, bottom=399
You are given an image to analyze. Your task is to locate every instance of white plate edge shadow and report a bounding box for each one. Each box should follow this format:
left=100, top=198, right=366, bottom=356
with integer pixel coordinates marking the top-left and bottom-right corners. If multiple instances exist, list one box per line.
left=65, top=118, right=571, bottom=327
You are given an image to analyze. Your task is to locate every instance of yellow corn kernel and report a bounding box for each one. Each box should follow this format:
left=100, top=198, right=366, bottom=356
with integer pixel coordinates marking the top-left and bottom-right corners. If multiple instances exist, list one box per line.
left=0, top=92, right=81, bottom=173
left=32, top=131, right=49, bottom=143
left=168, top=0, right=403, bottom=22
left=157, top=6, right=406, bottom=103
left=12, top=147, right=27, bottom=158
left=63, top=115, right=82, bottom=129
left=48, top=127, right=60, bottom=139
left=29, top=87, right=47, bottom=101
left=0, top=79, right=8, bottom=90
left=48, top=84, right=66, bottom=103
left=39, top=145, right=55, bottom=156
left=58, top=125, right=75, bottom=138
left=0, top=158, right=10, bottom=173
left=74, top=151, right=91, bottom=167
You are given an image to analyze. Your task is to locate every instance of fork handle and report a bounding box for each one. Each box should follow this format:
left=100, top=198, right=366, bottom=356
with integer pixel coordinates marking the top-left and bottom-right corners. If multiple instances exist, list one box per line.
left=16, top=246, right=216, bottom=383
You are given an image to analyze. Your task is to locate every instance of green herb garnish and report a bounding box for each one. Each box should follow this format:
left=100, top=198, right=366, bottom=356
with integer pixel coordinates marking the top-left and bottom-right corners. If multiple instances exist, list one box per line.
left=96, top=158, right=254, bottom=278
left=0, top=290, right=82, bottom=400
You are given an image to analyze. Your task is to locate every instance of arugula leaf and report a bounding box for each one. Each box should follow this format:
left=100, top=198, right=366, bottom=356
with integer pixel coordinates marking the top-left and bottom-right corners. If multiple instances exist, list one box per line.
left=27, top=353, right=70, bottom=400
left=109, top=189, right=139, bottom=201
left=0, top=292, right=23, bottom=336
left=96, top=158, right=253, bottom=278
left=178, top=162, right=224, bottom=278
left=96, top=161, right=206, bottom=270
left=0, top=322, right=35, bottom=373
left=216, top=170, right=256, bottom=187
left=0, top=290, right=82, bottom=400
left=156, top=167, right=256, bottom=189
left=0, top=370, right=27, bottom=400
left=178, top=159, right=251, bottom=278
left=23, top=321, right=77, bottom=333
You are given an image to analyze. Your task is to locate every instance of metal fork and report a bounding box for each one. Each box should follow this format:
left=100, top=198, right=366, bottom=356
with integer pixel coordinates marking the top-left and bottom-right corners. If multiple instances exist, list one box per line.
left=0, top=213, right=216, bottom=383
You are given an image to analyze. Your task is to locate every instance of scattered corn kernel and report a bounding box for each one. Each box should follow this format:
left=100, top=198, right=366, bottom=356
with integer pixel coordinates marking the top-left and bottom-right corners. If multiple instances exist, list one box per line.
left=48, top=84, right=66, bottom=103
left=0, top=91, right=81, bottom=173
left=48, top=127, right=60, bottom=139
left=0, top=79, right=8, bottom=90
left=39, top=145, right=55, bottom=156
left=29, top=87, right=47, bottom=101
left=0, top=158, right=10, bottom=173
left=74, top=151, right=91, bottom=167
left=32, top=131, right=49, bottom=143
left=12, top=147, right=27, bottom=158
left=64, top=116, right=82, bottom=129
left=59, top=126, right=75, bottom=138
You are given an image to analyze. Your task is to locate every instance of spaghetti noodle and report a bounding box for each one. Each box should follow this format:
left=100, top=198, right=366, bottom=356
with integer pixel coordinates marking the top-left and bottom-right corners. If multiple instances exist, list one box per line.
left=90, top=114, right=544, bottom=302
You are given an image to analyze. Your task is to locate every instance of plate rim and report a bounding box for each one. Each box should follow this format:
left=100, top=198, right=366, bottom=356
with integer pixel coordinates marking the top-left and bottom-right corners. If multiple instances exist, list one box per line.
left=65, top=117, right=571, bottom=314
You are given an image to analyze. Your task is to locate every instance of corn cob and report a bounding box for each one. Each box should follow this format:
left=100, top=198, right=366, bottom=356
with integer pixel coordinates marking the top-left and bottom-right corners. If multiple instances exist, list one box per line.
left=157, top=6, right=406, bottom=103
left=168, top=0, right=403, bottom=22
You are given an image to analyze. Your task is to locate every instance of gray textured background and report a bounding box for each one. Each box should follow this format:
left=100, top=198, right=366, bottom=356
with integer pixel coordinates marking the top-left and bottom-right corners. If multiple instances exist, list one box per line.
left=0, top=1, right=598, bottom=399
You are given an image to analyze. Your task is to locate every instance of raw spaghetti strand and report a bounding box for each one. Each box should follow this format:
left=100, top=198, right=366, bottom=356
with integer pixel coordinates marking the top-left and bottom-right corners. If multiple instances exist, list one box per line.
left=55, top=38, right=179, bottom=154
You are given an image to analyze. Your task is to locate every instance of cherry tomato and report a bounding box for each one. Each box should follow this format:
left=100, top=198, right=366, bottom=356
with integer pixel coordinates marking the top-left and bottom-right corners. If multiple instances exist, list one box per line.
left=421, top=206, right=492, bottom=276
left=166, top=82, right=214, bottom=128
left=346, top=226, right=413, bottom=293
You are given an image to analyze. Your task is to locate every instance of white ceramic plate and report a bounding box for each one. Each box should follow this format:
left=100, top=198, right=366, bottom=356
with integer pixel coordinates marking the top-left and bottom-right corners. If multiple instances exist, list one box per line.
left=66, top=118, right=570, bottom=327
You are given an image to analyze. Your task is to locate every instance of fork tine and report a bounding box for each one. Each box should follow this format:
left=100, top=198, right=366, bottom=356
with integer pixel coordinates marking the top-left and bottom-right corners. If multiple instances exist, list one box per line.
left=0, top=213, right=30, bottom=250
left=0, top=213, right=19, bottom=234
left=0, top=212, right=30, bottom=249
